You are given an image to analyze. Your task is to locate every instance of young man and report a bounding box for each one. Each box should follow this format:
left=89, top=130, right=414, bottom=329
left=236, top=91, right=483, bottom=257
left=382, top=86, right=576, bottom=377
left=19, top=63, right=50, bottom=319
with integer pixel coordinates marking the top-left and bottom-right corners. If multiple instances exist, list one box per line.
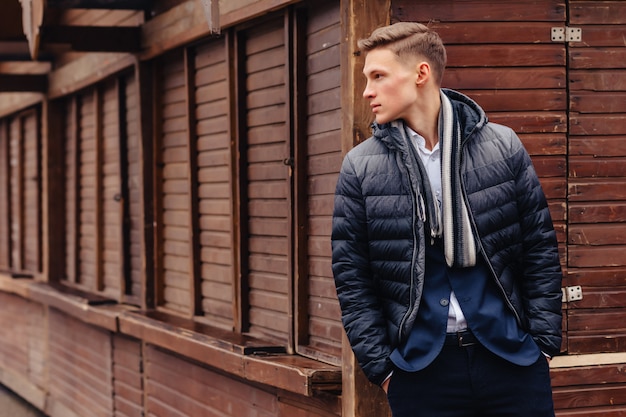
left=331, top=22, right=563, bottom=416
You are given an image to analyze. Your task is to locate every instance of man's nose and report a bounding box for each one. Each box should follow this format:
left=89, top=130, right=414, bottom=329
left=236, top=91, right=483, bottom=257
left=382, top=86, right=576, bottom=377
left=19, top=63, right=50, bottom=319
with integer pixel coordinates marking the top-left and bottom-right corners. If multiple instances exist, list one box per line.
left=363, top=82, right=374, bottom=99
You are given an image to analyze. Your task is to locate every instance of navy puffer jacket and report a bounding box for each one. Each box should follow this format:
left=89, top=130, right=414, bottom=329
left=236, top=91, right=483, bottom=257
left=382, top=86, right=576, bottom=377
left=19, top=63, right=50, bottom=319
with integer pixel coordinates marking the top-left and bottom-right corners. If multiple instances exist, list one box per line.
left=331, top=89, right=563, bottom=386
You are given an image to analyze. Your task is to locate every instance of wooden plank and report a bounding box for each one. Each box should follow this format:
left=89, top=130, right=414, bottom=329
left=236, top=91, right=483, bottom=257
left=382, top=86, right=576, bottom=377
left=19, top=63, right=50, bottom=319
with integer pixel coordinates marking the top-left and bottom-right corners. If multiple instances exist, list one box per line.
left=569, top=1, right=626, bottom=25
left=570, top=49, right=626, bottom=70
left=571, top=92, right=626, bottom=113
left=569, top=69, right=626, bottom=92
left=569, top=25, right=626, bottom=48
left=569, top=224, right=626, bottom=245
left=569, top=202, right=626, bottom=224
left=431, top=22, right=559, bottom=44
left=570, top=136, right=626, bottom=157
left=392, top=0, right=565, bottom=22
left=571, top=112, right=626, bottom=136
left=569, top=245, right=626, bottom=268
left=446, top=44, right=565, bottom=67
left=569, top=179, right=626, bottom=202
left=456, top=89, right=565, bottom=112
left=570, top=157, right=626, bottom=178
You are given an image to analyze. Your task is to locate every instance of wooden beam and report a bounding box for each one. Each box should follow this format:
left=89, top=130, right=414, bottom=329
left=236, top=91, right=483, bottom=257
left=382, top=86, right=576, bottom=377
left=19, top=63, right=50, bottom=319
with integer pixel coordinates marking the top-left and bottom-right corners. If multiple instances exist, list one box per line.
left=339, top=1, right=391, bottom=417
left=340, top=0, right=389, bottom=156
left=0, top=74, right=47, bottom=92
left=46, top=0, right=152, bottom=9
left=41, top=26, right=141, bottom=53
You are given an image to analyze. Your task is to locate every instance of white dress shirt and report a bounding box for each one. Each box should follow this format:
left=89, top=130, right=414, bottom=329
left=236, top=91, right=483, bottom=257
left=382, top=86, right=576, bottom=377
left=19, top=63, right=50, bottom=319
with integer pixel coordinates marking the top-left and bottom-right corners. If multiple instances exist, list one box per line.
left=409, top=128, right=467, bottom=333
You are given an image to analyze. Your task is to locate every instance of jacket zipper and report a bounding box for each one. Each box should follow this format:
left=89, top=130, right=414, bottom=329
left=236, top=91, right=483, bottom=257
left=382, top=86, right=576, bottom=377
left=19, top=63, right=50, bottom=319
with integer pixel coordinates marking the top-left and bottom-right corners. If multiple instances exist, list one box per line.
left=459, top=137, right=523, bottom=328
left=396, top=138, right=424, bottom=343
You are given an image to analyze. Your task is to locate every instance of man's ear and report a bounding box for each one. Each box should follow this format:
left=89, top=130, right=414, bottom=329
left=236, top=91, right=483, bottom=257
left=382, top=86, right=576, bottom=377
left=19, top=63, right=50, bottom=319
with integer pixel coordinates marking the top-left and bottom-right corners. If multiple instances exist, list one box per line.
left=416, top=61, right=431, bottom=87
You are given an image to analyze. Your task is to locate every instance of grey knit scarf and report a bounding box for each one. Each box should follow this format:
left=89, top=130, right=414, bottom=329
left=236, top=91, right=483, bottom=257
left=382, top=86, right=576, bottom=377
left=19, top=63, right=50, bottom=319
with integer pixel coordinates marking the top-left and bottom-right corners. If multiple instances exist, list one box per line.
left=397, top=91, right=476, bottom=268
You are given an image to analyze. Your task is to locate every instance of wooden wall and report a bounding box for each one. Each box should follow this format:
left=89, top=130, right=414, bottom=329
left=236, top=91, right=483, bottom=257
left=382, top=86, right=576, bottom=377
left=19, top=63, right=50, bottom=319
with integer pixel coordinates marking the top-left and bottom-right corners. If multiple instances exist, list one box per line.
left=392, top=0, right=626, bottom=415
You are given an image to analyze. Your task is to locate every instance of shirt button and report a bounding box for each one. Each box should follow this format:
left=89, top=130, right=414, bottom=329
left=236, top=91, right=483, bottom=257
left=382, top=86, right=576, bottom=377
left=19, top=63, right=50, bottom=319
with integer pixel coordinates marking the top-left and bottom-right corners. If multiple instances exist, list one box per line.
left=440, top=298, right=449, bottom=307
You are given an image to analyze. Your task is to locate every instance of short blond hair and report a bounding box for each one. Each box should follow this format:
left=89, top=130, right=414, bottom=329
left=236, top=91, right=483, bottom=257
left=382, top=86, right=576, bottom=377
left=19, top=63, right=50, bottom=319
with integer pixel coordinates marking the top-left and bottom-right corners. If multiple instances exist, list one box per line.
left=358, top=22, right=447, bottom=85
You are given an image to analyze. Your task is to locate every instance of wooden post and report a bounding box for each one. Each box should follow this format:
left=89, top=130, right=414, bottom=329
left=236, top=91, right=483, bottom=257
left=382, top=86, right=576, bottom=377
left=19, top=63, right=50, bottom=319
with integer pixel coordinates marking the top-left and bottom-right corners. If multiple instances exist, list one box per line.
left=339, top=0, right=391, bottom=416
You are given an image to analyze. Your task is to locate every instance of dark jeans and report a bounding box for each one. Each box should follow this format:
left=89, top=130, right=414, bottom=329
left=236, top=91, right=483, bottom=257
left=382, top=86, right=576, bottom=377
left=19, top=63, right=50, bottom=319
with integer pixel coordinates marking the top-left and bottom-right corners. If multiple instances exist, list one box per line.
left=387, top=343, right=555, bottom=417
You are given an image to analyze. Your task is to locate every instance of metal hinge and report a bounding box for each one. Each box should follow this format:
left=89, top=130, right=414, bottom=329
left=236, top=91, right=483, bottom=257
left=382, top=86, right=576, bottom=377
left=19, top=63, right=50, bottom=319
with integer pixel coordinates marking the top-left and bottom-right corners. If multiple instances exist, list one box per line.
left=551, top=27, right=582, bottom=42
left=562, top=286, right=583, bottom=302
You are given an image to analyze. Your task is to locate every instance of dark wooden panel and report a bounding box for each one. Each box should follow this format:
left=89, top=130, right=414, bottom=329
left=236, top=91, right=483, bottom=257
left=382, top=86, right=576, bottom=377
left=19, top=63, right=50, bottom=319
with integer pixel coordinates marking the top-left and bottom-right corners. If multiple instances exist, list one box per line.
left=569, top=1, right=626, bottom=25
left=242, top=17, right=291, bottom=343
left=392, top=0, right=565, bottom=22
left=569, top=224, right=626, bottom=245
left=569, top=202, right=626, bottom=224
left=432, top=22, right=558, bottom=44
left=569, top=179, right=626, bottom=201
left=566, top=0, right=626, bottom=357
left=570, top=137, right=626, bottom=157
left=570, top=49, right=626, bottom=70
left=570, top=115, right=620, bottom=143
left=469, top=89, right=566, bottom=112
left=447, top=44, right=565, bottom=68
left=444, top=67, right=566, bottom=90
left=569, top=245, right=626, bottom=268
left=569, top=70, right=626, bottom=92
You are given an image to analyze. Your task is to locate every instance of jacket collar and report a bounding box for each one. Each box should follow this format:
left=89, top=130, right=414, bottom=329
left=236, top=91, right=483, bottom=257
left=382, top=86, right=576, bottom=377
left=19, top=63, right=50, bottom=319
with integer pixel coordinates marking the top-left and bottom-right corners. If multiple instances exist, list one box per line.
left=372, top=88, right=487, bottom=149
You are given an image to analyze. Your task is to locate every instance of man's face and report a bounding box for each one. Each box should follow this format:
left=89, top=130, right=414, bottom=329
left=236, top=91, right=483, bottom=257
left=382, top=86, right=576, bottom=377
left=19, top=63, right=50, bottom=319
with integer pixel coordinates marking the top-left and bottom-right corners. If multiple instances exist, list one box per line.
left=362, top=48, right=419, bottom=125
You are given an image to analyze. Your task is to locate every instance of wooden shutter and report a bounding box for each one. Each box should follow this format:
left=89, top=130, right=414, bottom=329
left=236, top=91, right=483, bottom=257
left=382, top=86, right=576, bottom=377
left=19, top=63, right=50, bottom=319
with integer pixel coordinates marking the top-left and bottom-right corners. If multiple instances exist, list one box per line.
left=124, top=72, right=143, bottom=300
left=192, top=39, right=234, bottom=326
left=299, top=2, right=343, bottom=362
left=78, top=91, right=100, bottom=290
left=22, top=110, right=41, bottom=274
left=9, top=117, right=23, bottom=271
left=0, top=121, right=10, bottom=270
left=101, top=79, right=123, bottom=298
left=64, top=98, right=79, bottom=284
left=566, top=0, right=626, bottom=354
left=242, top=18, right=292, bottom=342
left=156, top=50, right=192, bottom=315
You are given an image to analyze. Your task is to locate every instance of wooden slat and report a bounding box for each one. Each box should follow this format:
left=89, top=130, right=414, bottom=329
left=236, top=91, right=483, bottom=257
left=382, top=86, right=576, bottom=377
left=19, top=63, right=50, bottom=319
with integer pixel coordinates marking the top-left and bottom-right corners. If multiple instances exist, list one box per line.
left=241, top=17, right=291, bottom=343
left=155, top=50, right=191, bottom=315
left=393, top=0, right=565, bottom=22
left=192, top=30, right=233, bottom=330
left=297, top=1, right=342, bottom=364
left=101, top=78, right=122, bottom=299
